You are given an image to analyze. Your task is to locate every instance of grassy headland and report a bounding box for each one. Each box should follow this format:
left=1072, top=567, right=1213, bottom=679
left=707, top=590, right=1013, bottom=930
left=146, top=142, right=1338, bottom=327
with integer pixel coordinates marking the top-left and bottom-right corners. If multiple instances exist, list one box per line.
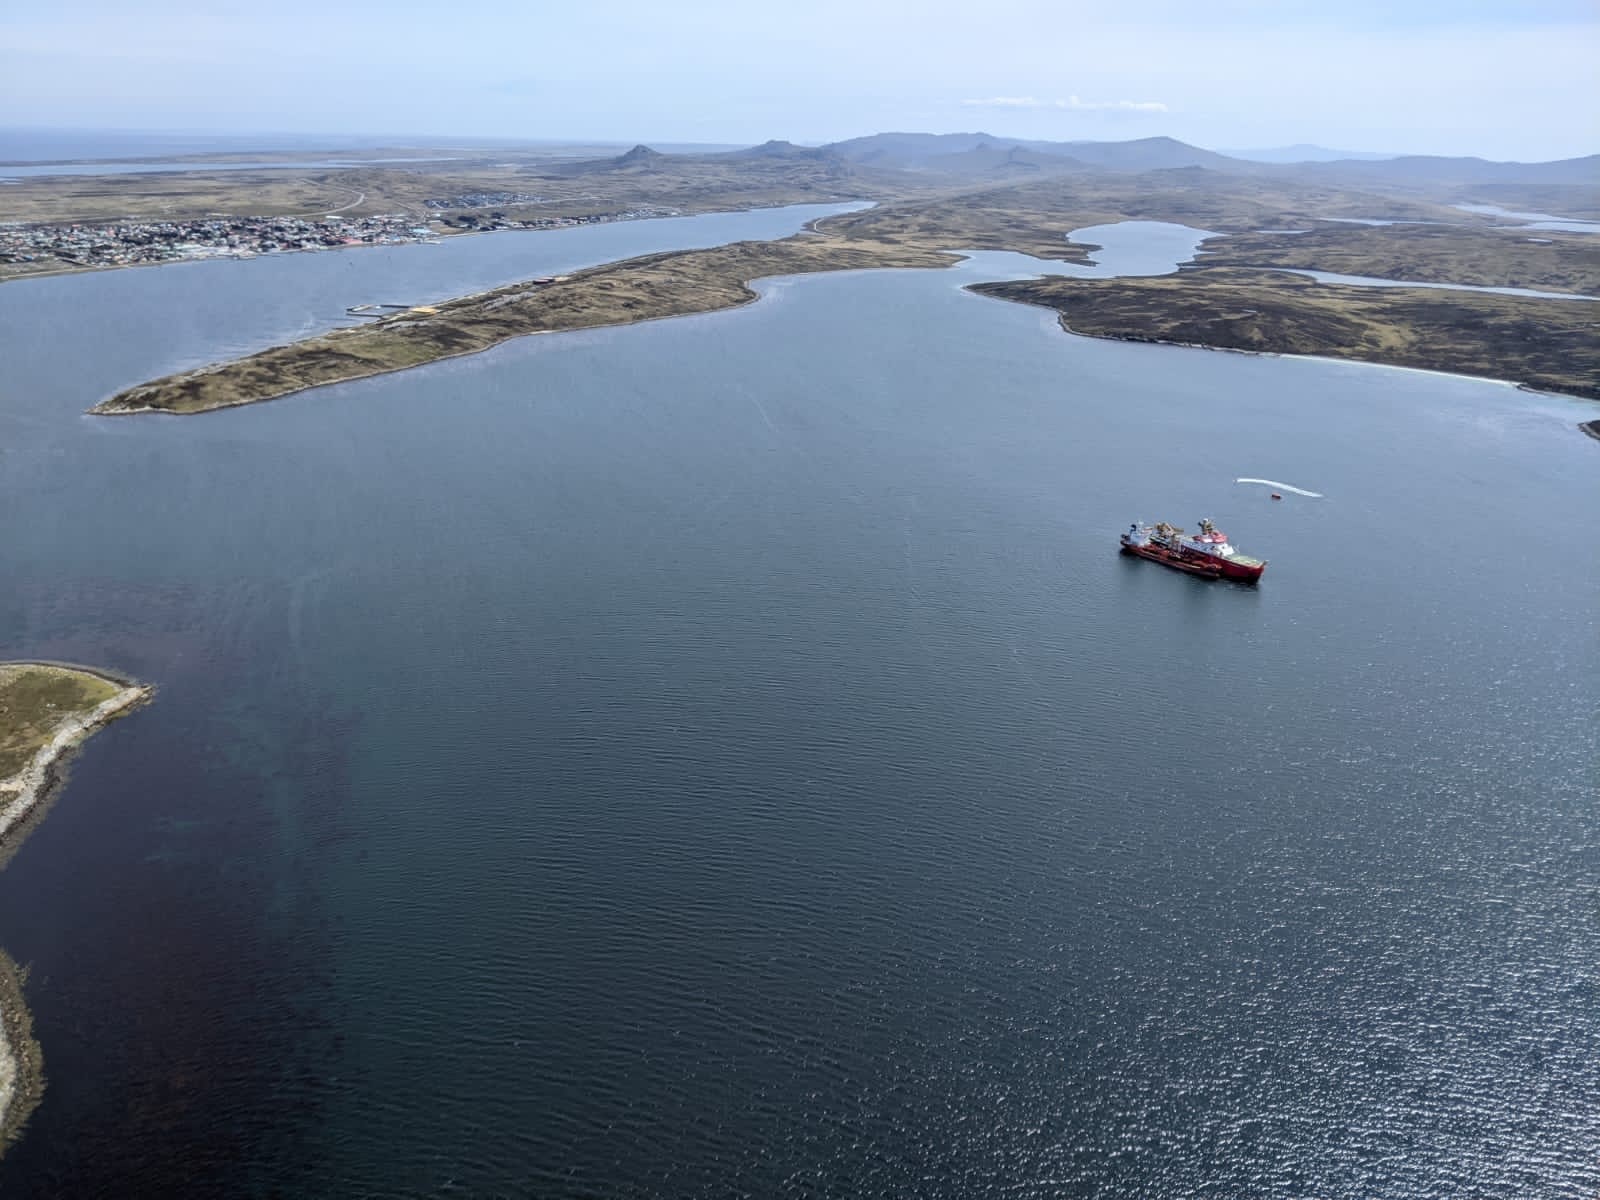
left=0, top=662, right=152, bottom=1155
left=94, top=232, right=959, bottom=414
left=972, top=267, right=1600, bottom=400
left=0, top=659, right=152, bottom=872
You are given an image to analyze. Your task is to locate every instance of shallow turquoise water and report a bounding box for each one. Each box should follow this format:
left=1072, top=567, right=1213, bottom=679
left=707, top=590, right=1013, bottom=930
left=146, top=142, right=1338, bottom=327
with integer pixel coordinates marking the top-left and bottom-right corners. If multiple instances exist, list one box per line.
left=0, top=212, right=1595, bottom=1197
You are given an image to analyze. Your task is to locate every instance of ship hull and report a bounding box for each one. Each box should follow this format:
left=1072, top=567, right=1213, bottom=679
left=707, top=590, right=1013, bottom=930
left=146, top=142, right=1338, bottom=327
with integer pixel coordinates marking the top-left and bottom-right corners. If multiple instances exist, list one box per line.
left=1120, top=533, right=1267, bottom=582
left=1120, top=539, right=1222, bottom=578
left=1212, top=557, right=1266, bottom=583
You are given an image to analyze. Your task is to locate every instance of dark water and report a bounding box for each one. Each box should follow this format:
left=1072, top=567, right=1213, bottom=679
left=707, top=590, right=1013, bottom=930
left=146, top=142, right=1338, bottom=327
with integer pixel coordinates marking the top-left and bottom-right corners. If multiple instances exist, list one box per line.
left=0, top=214, right=1595, bottom=1197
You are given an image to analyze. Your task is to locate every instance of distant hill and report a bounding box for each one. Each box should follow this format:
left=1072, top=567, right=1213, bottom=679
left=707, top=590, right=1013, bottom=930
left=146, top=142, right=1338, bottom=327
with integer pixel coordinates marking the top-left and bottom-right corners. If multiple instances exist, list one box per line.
left=822, top=131, right=1005, bottom=167
left=1049, top=136, right=1239, bottom=171
left=721, top=139, right=841, bottom=163
left=533, top=132, right=1596, bottom=193
left=823, top=132, right=1244, bottom=172
left=920, top=141, right=1085, bottom=176
left=1222, top=144, right=1398, bottom=163
left=819, top=131, right=1596, bottom=188
left=1294, top=153, right=1600, bottom=186
left=613, top=144, right=665, bottom=168
left=533, top=144, right=668, bottom=176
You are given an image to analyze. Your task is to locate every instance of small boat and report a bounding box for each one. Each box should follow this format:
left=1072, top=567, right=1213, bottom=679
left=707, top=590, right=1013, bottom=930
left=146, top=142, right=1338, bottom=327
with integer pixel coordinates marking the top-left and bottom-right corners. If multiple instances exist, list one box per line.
left=1120, top=519, right=1267, bottom=582
left=1271, top=493, right=1282, bottom=500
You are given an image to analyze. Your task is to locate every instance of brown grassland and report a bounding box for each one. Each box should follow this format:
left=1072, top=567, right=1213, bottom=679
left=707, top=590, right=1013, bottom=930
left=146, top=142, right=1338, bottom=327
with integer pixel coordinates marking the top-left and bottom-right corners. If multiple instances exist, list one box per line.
left=973, top=267, right=1600, bottom=400
left=1197, top=222, right=1600, bottom=295
left=0, top=665, right=124, bottom=780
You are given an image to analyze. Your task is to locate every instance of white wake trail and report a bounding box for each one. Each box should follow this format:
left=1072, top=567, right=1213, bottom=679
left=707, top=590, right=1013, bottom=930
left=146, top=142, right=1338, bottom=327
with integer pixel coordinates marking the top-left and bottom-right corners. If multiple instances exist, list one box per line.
left=1235, top=478, right=1323, bottom=498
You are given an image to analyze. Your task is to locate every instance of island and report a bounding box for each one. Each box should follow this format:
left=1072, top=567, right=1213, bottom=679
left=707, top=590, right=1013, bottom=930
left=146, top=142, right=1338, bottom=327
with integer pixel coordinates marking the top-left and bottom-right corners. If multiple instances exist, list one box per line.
left=0, top=662, right=152, bottom=1153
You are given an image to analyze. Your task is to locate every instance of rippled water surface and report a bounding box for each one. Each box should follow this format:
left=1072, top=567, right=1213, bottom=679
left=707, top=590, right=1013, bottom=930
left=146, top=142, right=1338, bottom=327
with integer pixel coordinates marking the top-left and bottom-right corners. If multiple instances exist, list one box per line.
left=0, top=212, right=1595, bottom=1198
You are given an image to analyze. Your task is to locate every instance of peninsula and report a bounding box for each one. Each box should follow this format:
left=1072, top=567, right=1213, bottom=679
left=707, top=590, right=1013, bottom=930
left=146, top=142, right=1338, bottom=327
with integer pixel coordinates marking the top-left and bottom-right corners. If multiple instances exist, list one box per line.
left=0, top=662, right=151, bottom=1154
left=94, top=229, right=961, bottom=414
left=972, top=267, right=1600, bottom=401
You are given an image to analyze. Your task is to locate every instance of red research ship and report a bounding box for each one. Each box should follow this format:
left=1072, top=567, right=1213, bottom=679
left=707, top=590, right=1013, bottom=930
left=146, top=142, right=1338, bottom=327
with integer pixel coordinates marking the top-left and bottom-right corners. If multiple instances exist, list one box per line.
left=1120, top=519, right=1267, bottom=582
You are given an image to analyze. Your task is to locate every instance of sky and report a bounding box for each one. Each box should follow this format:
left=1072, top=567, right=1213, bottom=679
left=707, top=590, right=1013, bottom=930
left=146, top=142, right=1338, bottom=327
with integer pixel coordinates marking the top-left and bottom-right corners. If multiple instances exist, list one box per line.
left=3, top=0, right=1597, bottom=161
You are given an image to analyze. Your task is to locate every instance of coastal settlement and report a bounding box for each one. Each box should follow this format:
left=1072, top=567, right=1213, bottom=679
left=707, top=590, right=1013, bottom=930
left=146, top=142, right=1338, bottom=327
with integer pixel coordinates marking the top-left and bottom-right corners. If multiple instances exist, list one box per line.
left=0, top=205, right=682, bottom=274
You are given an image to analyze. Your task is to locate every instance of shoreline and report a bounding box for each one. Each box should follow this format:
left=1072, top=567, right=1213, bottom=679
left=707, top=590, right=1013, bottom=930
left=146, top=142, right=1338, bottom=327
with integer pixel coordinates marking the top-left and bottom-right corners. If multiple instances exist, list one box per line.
left=0, top=664, right=152, bottom=1152
left=96, top=265, right=867, bottom=417
left=1049, top=309, right=1600, bottom=405
left=0, top=198, right=867, bottom=286
left=96, top=249, right=911, bottom=419
left=978, top=281, right=1600, bottom=411
left=78, top=192, right=1600, bottom=417
left=0, top=950, right=41, bottom=1155
left=0, top=665, right=152, bottom=861
left=958, top=282, right=1600, bottom=408
left=95, top=242, right=1600, bottom=417
left=966, top=261, right=1600, bottom=410
left=90, top=233, right=958, bottom=416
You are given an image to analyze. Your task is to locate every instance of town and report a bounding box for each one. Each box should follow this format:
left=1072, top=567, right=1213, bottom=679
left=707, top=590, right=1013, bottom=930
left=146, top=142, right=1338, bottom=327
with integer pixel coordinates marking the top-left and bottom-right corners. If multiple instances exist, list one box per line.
left=0, top=213, right=437, bottom=271
left=0, top=205, right=685, bottom=273
left=434, top=204, right=681, bottom=231
left=423, top=191, right=550, bottom=209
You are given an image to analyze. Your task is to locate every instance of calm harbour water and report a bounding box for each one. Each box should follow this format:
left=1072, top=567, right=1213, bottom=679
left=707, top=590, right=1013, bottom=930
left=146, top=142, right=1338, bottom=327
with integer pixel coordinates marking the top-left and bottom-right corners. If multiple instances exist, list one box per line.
left=0, top=210, right=1596, bottom=1197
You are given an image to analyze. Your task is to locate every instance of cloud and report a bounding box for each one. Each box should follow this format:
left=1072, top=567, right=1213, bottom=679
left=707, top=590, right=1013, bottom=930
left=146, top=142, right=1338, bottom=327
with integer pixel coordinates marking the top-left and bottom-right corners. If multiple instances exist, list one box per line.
left=962, top=96, right=1048, bottom=109
left=962, top=95, right=1169, bottom=114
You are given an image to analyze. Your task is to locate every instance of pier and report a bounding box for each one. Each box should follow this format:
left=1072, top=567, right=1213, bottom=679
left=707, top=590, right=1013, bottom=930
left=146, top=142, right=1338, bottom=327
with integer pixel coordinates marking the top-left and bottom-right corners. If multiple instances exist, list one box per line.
left=346, top=303, right=417, bottom=318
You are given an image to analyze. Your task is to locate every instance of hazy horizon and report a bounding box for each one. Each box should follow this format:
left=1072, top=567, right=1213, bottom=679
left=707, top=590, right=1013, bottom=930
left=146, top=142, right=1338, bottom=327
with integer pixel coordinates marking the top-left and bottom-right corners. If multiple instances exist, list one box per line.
left=0, top=124, right=1593, bottom=167
left=4, top=2, right=1597, bottom=162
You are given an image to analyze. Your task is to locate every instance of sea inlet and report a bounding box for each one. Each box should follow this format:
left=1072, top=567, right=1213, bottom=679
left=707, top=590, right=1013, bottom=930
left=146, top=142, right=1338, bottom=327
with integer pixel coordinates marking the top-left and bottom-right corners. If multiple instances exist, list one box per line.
left=0, top=205, right=1595, bottom=1197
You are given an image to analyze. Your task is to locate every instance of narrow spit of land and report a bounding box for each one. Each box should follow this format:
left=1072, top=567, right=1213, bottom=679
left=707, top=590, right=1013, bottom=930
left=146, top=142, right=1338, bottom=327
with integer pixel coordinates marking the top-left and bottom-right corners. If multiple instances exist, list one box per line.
left=0, top=662, right=152, bottom=1155
left=93, top=233, right=965, bottom=414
